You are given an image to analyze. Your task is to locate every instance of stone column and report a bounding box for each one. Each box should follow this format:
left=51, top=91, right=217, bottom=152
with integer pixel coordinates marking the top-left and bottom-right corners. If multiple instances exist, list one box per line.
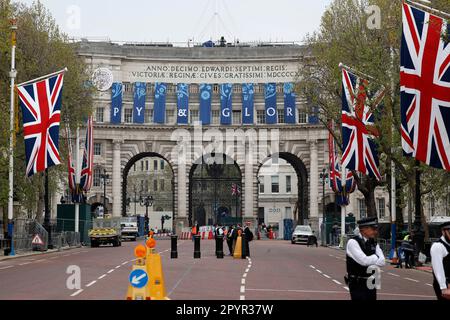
left=244, top=142, right=255, bottom=219
left=309, top=140, right=319, bottom=220
left=112, top=140, right=122, bottom=217
left=176, top=138, right=188, bottom=230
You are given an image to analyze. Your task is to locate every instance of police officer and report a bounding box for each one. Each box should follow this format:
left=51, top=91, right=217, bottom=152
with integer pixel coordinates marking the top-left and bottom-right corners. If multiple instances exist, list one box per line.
left=430, top=221, right=450, bottom=300
left=345, top=217, right=385, bottom=301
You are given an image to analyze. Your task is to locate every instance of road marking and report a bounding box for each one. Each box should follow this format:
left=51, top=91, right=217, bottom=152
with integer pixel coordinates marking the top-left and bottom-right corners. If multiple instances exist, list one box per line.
left=316, top=269, right=323, bottom=274
left=122, top=261, right=129, bottom=266
left=115, top=266, right=121, bottom=269
left=323, top=274, right=331, bottom=279
left=70, top=289, right=83, bottom=297
left=378, top=292, right=435, bottom=299
left=404, top=277, right=419, bottom=283
left=98, top=274, right=107, bottom=279
left=241, top=279, right=246, bottom=285
left=246, top=288, right=348, bottom=294
left=388, top=272, right=400, bottom=277
left=426, top=283, right=433, bottom=287
left=243, top=273, right=247, bottom=278
left=310, top=265, right=316, bottom=269
left=240, top=295, right=245, bottom=300
left=333, top=280, right=342, bottom=285
left=245, top=268, right=250, bottom=273
left=343, top=287, right=349, bottom=291
left=19, top=262, right=32, bottom=266
left=0, top=266, right=13, bottom=270
left=107, top=269, right=115, bottom=274
left=86, top=281, right=97, bottom=287
left=240, top=286, right=246, bottom=293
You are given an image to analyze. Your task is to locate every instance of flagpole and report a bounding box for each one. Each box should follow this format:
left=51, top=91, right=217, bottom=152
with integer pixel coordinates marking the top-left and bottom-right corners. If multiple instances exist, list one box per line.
left=340, top=166, right=347, bottom=249
left=389, top=47, right=397, bottom=260
left=7, top=19, right=17, bottom=256
left=75, top=126, right=80, bottom=233
left=406, top=0, right=450, bottom=18
left=16, top=68, right=68, bottom=87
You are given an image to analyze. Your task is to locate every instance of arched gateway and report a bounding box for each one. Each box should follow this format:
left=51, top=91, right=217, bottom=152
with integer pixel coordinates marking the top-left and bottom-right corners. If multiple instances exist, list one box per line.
left=77, top=41, right=330, bottom=233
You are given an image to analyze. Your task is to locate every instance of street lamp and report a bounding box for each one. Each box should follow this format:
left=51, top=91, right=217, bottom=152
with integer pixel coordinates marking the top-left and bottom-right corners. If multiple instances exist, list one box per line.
left=320, top=168, right=329, bottom=246
left=100, top=169, right=110, bottom=215
left=140, top=195, right=154, bottom=234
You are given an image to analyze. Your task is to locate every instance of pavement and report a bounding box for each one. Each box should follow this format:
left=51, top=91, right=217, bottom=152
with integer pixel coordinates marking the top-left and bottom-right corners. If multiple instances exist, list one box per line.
left=0, top=239, right=437, bottom=300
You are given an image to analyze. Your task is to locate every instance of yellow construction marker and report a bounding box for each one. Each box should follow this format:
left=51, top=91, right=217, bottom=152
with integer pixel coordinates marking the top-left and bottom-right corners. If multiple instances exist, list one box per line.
left=145, top=238, right=170, bottom=300
left=126, top=246, right=151, bottom=300
left=233, top=230, right=243, bottom=259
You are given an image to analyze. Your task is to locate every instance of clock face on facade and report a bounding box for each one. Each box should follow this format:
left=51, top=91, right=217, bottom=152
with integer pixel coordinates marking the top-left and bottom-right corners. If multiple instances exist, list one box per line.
left=91, top=67, right=114, bottom=92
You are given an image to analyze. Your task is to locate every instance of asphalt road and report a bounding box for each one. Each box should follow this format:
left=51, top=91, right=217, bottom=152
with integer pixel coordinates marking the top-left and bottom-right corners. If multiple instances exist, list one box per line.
left=0, top=239, right=437, bottom=300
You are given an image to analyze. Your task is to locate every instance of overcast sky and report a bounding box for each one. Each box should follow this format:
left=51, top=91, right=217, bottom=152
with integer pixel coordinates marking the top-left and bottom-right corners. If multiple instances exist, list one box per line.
left=17, top=0, right=332, bottom=44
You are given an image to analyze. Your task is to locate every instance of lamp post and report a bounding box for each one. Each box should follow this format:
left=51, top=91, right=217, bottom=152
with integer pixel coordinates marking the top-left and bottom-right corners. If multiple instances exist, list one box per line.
left=100, top=169, right=110, bottom=215
left=140, top=195, right=154, bottom=234
left=320, top=168, right=329, bottom=246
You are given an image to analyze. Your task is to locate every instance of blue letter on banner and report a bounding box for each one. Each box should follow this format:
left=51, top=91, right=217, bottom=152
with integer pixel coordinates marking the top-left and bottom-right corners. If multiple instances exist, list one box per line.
left=200, top=84, right=212, bottom=125
left=154, top=83, right=167, bottom=124
left=177, top=84, right=189, bottom=125
left=220, top=84, right=233, bottom=125
left=111, top=83, right=123, bottom=124
left=133, top=82, right=146, bottom=124
left=242, top=84, right=254, bottom=125
left=284, top=83, right=296, bottom=124
left=265, top=83, right=277, bottom=124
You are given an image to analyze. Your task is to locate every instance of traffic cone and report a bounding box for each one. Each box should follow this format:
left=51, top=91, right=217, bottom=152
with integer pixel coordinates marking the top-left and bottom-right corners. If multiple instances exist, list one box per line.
left=202, top=232, right=205, bottom=240
left=391, top=249, right=399, bottom=265
left=146, top=248, right=169, bottom=300
left=208, top=230, right=213, bottom=240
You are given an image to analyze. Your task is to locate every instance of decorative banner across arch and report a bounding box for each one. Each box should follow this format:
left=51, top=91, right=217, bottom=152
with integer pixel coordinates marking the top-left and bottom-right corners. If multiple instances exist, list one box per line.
left=153, top=83, right=167, bottom=124
left=110, top=82, right=123, bottom=124
left=220, top=84, right=233, bottom=125
left=199, top=84, right=212, bottom=125
left=133, top=82, right=146, bottom=124
left=177, top=84, right=189, bottom=125
left=284, top=83, right=296, bottom=124
left=265, top=83, right=277, bottom=124
left=242, top=83, right=254, bottom=125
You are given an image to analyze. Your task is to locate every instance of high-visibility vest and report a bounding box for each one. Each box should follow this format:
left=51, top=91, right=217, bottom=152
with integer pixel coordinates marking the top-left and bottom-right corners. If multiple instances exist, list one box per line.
left=192, top=226, right=197, bottom=234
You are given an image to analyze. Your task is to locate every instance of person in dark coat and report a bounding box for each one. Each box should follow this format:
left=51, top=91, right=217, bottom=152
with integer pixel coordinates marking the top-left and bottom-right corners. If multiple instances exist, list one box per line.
left=243, top=222, right=254, bottom=258
left=226, top=226, right=235, bottom=256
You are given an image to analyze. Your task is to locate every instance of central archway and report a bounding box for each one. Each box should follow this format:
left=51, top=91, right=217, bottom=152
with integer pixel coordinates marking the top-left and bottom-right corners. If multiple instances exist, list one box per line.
left=189, top=153, right=242, bottom=227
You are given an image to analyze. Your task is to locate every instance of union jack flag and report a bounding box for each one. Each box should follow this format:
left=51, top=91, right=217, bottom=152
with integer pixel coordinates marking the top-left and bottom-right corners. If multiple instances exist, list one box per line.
left=79, top=116, right=94, bottom=192
left=400, top=3, right=450, bottom=171
left=65, top=126, right=76, bottom=193
left=328, top=121, right=356, bottom=206
left=341, top=68, right=384, bottom=181
left=17, top=72, right=65, bottom=177
left=231, top=183, right=241, bottom=196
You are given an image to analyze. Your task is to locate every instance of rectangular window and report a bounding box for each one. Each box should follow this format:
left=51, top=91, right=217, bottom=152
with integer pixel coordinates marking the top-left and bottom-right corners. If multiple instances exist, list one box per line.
left=160, top=160, right=165, bottom=170
left=154, top=160, right=158, bottom=171
left=140, top=180, right=144, bottom=192
left=124, top=109, right=133, bottom=123
left=286, top=175, right=292, bottom=193
left=212, top=110, right=220, bottom=124
left=153, top=179, right=158, bottom=192
left=95, top=107, right=104, bottom=123
left=299, top=112, right=308, bottom=124
left=94, top=143, right=102, bottom=156
left=278, top=109, right=285, bottom=124
left=145, top=161, right=149, bottom=171
left=259, top=176, right=265, bottom=194
left=145, top=109, right=154, bottom=124
left=190, top=110, right=200, bottom=124
left=141, top=161, right=144, bottom=171
left=145, top=180, right=149, bottom=193
left=257, top=110, right=266, bottom=124
left=271, top=176, right=279, bottom=193
left=160, top=180, right=165, bottom=191
left=232, top=111, right=241, bottom=125
left=358, top=199, right=367, bottom=219
left=377, top=198, right=386, bottom=219
left=93, top=168, right=101, bottom=187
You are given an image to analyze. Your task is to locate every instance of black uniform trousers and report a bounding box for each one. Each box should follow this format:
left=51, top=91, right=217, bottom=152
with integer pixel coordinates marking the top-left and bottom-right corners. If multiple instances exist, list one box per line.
left=349, top=280, right=377, bottom=301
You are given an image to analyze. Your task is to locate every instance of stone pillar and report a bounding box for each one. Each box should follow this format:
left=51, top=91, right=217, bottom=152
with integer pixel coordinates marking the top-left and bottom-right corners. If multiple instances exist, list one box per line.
left=112, top=140, right=122, bottom=217
left=244, top=143, right=255, bottom=219
left=175, top=139, right=188, bottom=231
left=309, top=140, right=319, bottom=220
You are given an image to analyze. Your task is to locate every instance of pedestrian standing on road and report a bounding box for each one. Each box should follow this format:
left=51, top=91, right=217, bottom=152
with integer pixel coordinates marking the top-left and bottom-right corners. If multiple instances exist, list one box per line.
left=191, top=221, right=199, bottom=242
left=430, top=221, right=450, bottom=300
left=243, top=222, right=254, bottom=258
left=227, top=226, right=235, bottom=256
left=345, top=217, right=385, bottom=301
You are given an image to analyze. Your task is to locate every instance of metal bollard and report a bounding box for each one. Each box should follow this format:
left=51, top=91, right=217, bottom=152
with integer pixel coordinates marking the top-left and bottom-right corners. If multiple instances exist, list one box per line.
left=193, top=235, right=201, bottom=259
left=216, top=235, right=224, bottom=259
left=171, top=235, right=178, bottom=259
left=241, top=236, right=247, bottom=259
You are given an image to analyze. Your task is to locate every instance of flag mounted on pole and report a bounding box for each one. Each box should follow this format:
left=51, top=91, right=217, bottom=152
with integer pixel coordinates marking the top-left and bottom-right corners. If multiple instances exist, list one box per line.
left=400, top=2, right=450, bottom=171
left=80, top=116, right=94, bottom=192
left=17, top=69, right=67, bottom=177
left=341, top=66, right=384, bottom=181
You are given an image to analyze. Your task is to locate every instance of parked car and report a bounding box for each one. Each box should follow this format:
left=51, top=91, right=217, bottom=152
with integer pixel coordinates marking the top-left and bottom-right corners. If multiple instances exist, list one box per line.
left=291, top=225, right=314, bottom=245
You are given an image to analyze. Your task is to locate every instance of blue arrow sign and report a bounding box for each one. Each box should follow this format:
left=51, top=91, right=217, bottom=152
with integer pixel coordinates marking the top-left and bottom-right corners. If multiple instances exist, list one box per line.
left=129, top=269, right=148, bottom=289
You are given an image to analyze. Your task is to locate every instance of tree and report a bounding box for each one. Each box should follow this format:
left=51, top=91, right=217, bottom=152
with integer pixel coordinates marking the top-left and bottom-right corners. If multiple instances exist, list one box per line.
left=0, top=0, right=93, bottom=224
left=299, top=0, right=449, bottom=224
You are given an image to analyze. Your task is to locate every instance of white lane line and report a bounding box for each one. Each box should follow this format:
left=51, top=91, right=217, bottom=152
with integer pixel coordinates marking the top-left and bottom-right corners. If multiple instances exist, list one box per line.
left=426, top=284, right=433, bottom=287
left=343, top=287, right=349, bottom=291
left=19, top=262, right=32, bottom=266
left=121, top=261, right=129, bottom=266
left=240, top=295, right=245, bottom=300
left=241, top=279, right=246, bottom=285
left=115, top=266, right=121, bottom=269
left=243, top=273, right=248, bottom=278
left=107, top=269, right=115, bottom=274
left=388, top=272, right=400, bottom=277
left=333, top=280, right=342, bottom=285
left=70, top=289, right=83, bottom=297
left=98, top=274, right=107, bottom=280
left=245, top=268, right=250, bottom=273
left=310, top=265, right=316, bottom=269
left=240, top=286, right=246, bottom=293
left=86, top=281, right=97, bottom=287
left=316, top=269, right=323, bottom=274
left=323, top=274, right=331, bottom=279
left=0, top=266, right=13, bottom=270
left=404, top=278, right=419, bottom=283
